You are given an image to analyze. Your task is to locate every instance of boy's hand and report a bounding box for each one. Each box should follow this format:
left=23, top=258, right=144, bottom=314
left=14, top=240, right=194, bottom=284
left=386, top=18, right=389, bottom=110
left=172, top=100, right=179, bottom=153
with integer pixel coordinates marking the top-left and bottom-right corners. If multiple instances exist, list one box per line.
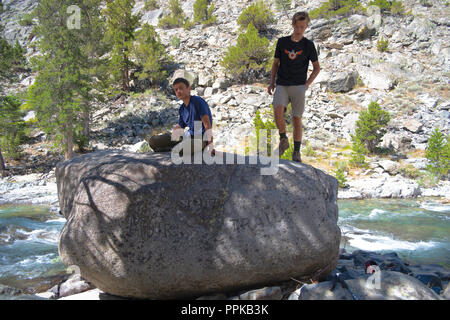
left=267, top=83, right=275, bottom=95
left=171, top=125, right=183, bottom=141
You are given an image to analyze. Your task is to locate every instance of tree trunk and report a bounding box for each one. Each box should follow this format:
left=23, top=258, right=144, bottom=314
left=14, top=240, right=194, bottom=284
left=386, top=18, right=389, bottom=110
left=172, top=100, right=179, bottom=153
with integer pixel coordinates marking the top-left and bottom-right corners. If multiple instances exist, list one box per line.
left=123, top=57, right=130, bottom=92
left=65, top=125, right=74, bottom=160
left=82, top=107, right=90, bottom=148
left=0, top=147, right=6, bottom=175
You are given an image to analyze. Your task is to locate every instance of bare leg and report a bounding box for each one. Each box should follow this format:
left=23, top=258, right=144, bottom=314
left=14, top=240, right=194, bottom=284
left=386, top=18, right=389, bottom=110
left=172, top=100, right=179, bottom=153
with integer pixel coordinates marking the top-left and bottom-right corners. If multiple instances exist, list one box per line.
left=293, top=116, right=302, bottom=143
left=274, top=104, right=287, bottom=134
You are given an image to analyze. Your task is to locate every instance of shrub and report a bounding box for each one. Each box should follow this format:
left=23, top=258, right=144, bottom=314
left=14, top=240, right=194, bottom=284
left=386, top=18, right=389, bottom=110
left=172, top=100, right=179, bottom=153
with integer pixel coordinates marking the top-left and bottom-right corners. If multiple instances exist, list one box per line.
left=349, top=137, right=368, bottom=168
left=237, top=1, right=274, bottom=32
left=368, top=0, right=404, bottom=14
left=253, top=109, right=277, bottom=156
left=0, top=95, right=26, bottom=160
left=334, top=167, right=347, bottom=188
left=353, top=101, right=390, bottom=154
left=193, top=0, right=217, bottom=25
left=18, top=13, right=33, bottom=26
left=158, top=0, right=185, bottom=29
left=399, top=164, right=421, bottom=180
left=303, top=141, right=317, bottom=157
left=220, top=23, right=271, bottom=83
left=0, top=38, right=26, bottom=79
left=417, top=171, right=440, bottom=188
left=310, top=0, right=365, bottom=19
left=390, top=1, right=405, bottom=15
left=183, top=18, right=195, bottom=30
left=131, top=24, right=170, bottom=85
left=274, top=0, right=291, bottom=16
left=425, top=128, right=450, bottom=178
left=376, top=37, right=389, bottom=52
left=171, top=35, right=180, bottom=48
left=144, top=0, right=159, bottom=10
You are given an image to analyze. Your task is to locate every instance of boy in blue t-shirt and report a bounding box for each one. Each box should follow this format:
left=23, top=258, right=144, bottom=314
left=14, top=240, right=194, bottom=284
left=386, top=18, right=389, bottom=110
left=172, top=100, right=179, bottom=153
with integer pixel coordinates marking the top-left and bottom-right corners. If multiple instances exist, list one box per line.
left=148, top=78, right=215, bottom=155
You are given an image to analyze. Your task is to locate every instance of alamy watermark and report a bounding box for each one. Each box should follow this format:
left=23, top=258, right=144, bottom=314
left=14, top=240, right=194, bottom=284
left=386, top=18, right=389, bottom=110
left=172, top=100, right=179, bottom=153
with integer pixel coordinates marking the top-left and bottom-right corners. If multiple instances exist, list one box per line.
left=365, top=265, right=382, bottom=290
left=66, top=5, right=81, bottom=30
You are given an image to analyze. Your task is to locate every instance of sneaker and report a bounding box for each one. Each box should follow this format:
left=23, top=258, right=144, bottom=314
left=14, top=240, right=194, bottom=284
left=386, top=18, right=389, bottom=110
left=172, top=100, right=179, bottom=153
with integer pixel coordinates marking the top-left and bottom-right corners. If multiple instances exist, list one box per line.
left=277, top=137, right=289, bottom=157
left=292, top=151, right=302, bottom=163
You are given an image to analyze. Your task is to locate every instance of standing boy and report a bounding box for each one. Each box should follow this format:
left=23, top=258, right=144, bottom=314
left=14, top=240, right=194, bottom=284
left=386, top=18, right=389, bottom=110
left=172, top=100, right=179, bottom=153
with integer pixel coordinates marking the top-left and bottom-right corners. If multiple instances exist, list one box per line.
left=268, top=11, right=320, bottom=162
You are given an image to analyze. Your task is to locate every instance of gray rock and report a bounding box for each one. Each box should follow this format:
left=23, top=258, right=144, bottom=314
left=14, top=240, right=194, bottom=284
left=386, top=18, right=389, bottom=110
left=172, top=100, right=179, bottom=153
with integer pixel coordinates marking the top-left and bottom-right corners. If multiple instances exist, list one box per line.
left=296, top=271, right=442, bottom=300
left=402, top=119, right=423, bottom=133
left=140, top=9, right=163, bottom=27
left=212, top=78, right=230, bottom=90
left=381, top=132, right=412, bottom=153
left=441, top=283, right=450, bottom=300
left=170, top=69, right=198, bottom=87
left=58, top=289, right=126, bottom=300
left=58, top=273, right=95, bottom=298
left=238, top=286, right=282, bottom=300
left=57, top=150, right=340, bottom=299
left=378, top=160, right=400, bottom=175
left=0, top=284, right=23, bottom=296
left=198, top=73, right=214, bottom=87
left=356, top=66, right=395, bottom=90
left=327, top=71, right=357, bottom=93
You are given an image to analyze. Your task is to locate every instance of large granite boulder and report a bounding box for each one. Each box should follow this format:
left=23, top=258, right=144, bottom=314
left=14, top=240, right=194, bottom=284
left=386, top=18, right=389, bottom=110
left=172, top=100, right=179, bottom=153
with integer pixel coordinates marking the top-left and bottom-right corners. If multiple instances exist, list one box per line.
left=56, top=150, right=340, bottom=299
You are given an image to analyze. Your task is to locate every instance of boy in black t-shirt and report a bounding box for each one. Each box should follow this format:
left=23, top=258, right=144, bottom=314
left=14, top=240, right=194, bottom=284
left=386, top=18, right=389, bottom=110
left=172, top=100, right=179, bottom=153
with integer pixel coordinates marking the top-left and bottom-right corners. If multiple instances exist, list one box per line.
left=268, top=12, right=320, bottom=162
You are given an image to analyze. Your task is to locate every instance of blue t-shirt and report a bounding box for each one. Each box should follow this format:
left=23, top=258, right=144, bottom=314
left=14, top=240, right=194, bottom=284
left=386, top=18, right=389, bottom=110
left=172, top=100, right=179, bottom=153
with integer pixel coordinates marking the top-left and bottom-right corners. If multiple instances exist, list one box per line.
left=178, top=95, right=213, bottom=136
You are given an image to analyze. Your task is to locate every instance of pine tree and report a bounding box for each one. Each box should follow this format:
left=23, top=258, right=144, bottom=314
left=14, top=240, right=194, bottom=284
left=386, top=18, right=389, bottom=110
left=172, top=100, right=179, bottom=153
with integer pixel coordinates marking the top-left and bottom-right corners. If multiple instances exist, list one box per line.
left=0, top=95, right=26, bottom=166
left=221, top=23, right=271, bottom=83
left=193, top=0, right=217, bottom=25
left=353, top=101, right=390, bottom=153
left=131, top=23, right=169, bottom=85
left=76, top=0, right=109, bottom=150
left=103, top=0, right=141, bottom=93
left=0, top=37, right=26, bottom=80
left=237, top=1, right=274, bottom=32
left=274, top=0, right=291, bottom=19
left=425, top=128, right=450, bottom=178
left=158, top=0, right=186, bottom=29
left=28, top=0, right=101, bottom=160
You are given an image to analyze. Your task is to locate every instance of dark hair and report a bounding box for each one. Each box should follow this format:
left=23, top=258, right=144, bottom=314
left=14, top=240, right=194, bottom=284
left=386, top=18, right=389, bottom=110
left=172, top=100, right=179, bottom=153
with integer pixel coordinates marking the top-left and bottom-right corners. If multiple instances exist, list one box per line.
left=172, top=77, right=190, bottom=88
left=292, top=11, right=310, bottom=25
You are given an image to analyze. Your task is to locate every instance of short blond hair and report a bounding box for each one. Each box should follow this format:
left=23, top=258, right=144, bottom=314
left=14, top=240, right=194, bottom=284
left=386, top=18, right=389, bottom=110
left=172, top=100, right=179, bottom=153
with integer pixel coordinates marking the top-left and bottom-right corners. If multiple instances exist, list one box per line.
left=292, top=11, right=310, bottom=25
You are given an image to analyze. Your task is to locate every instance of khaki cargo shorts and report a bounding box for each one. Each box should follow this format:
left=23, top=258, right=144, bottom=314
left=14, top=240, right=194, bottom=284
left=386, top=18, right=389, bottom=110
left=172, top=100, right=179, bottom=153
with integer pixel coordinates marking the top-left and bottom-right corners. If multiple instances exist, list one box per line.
left=273, top=84, right=306, bottom=118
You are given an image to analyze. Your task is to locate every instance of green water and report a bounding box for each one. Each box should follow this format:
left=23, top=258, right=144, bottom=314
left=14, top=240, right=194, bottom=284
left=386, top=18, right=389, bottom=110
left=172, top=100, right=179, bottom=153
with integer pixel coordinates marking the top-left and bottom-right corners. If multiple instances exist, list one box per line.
left=0, top=204, right=67, bottom=293
left=338, top=198, right=450, bottom=268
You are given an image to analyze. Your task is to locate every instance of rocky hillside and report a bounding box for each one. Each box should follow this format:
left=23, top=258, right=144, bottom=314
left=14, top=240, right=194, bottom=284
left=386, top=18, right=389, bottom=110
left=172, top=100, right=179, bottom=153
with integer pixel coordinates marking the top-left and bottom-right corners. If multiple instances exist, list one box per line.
left=1, top=0, right=449, bottom=187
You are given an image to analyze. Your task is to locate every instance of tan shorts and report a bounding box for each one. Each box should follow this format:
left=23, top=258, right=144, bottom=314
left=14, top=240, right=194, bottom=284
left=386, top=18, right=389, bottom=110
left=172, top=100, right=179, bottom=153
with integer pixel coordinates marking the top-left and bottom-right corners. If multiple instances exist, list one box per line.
left=273, top=85, right=306, bottom=118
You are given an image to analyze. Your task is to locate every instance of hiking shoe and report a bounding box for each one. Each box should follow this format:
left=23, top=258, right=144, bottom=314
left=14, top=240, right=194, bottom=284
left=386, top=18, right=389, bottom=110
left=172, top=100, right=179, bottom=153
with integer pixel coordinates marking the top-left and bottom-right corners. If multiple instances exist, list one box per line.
left=277, top=137, right=289, bottom=157
left=292, top=151, right=302, bottom=163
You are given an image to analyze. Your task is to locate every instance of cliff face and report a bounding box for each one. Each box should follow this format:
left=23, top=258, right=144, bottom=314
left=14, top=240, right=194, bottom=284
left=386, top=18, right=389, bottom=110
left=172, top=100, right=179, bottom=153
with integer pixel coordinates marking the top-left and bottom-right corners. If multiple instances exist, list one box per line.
left=1, top=1, right=449, bottom=172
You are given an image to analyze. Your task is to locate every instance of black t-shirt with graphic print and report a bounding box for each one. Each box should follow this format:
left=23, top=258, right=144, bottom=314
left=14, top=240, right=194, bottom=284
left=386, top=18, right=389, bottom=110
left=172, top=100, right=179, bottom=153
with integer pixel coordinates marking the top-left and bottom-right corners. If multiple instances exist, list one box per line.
left=274, top=36, right=318, bottom=86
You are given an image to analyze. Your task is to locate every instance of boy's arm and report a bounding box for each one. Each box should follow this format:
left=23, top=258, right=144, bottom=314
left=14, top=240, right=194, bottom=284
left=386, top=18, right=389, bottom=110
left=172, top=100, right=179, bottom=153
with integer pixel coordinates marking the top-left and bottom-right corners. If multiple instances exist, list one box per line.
left=172, top=112, right=186, bottom=140
left=268, top=58, right=280, bottom=95
left=201, top=114, right=215, bottom=156
left=306, top=60, right=320, bottom=89
left=201, top=114, right=213, bottom=144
